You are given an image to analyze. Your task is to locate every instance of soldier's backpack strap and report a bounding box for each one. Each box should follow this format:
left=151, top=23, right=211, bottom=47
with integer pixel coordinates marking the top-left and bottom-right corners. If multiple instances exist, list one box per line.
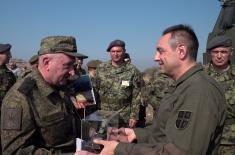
left=18, top=77, right=36, bottom=95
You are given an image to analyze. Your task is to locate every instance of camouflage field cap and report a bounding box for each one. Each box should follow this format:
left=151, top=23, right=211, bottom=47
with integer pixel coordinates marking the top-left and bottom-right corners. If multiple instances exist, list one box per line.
left=38, top=36, right=86, bottom=58
left=76, top=53, right=88, bottom=59
left=107, top=39, right=126, bottom=52
left=0, top=43, right=11, bottom=53
left=29, top=54, right=39, bottom=65
left=207, top=35, right=232, bottom=51
left=86, top=59, right=102, bottom=68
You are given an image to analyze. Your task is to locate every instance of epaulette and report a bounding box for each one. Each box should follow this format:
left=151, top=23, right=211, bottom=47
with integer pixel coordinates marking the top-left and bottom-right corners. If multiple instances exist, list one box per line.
left=18, top=77, right=36, bottom=95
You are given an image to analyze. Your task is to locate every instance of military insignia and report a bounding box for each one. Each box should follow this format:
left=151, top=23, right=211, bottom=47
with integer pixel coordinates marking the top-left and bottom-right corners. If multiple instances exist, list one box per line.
left=2, top=108, right=22, bottom=130
left=175, top=111, right=192, bottom=129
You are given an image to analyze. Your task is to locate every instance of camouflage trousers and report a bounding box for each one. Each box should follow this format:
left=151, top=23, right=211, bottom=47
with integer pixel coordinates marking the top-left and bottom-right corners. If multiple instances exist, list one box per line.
left=218, top=145, right=235, bottom=155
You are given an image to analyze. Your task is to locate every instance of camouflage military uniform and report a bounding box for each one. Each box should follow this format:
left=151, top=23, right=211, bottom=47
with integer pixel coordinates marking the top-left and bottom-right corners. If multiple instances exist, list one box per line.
left=0, top=64, right=16, bottom=153
left=0, top=64, right=16, bottom=105
left=141, top=67, right=173, bottom=125
left=94, top=61, right=141, bottom=127
left=204, top=63, right=235, bottom=155
left=1, top=69, right=81, bottom=154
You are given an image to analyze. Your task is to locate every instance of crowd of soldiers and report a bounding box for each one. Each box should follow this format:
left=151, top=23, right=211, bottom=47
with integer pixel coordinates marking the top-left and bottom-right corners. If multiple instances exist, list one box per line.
left=0, top=24, right=234, bottom=155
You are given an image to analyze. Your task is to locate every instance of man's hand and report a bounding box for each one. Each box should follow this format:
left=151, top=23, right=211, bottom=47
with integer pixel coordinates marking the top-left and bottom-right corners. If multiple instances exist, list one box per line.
left=117, top=128, right=136, bottom=143
left=93, top=139, right=119, bottom=155
left=107, top=127, right=136, bottom=143
left=70, top=96, right=88, bottom=109
left=128, top=118, right=137, bottom=128
left=74, top=150, right=97, bottom=155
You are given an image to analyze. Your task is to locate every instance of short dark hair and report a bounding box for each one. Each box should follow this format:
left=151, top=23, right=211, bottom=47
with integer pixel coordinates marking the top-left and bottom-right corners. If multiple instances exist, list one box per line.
left=163, top=24, right=199, bottom=61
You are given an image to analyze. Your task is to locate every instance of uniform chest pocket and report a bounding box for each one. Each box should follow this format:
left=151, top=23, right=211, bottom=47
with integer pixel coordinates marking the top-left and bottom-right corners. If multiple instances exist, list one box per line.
left=32, top=96, right=65, bottom=127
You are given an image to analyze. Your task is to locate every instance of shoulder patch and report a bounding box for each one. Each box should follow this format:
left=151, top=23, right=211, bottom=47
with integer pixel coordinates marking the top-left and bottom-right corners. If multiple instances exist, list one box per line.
left=175, top=111, right=192, bottom=130
left=2, top=108, right=22, bottom=130
left=18, top=77, right=36, bottom=95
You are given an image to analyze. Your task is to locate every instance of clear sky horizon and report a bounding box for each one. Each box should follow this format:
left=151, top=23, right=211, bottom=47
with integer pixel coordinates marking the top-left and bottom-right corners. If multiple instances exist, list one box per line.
left=0, top=0, right=221, bottom=71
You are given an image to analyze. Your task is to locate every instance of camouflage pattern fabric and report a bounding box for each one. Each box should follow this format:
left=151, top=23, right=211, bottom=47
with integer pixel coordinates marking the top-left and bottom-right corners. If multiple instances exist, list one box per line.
left=141, top=67, right=173, bottom=125
left=218, top=145, right=235, bottom=155
left=0, top=64, right=16, bottom=153
left=0, top=64, right=16, bottom=104
left=94, top=61, right=141, bottom=127
left=204, top=63, right=235, bottom=154
left=1, top=69, right=80, bottom=154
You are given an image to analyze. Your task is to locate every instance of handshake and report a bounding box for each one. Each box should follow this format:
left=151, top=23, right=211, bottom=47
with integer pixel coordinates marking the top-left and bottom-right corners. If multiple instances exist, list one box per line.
left=75, top=127, right=136, bottom=155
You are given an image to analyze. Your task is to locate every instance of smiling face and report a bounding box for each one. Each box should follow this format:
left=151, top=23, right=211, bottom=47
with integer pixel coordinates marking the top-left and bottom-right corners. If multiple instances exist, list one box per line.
left=154, top=33, right=180, bottom=78
left=46, top=53, right=75, bottom=86
left=210, top=47, right=232, bottom=70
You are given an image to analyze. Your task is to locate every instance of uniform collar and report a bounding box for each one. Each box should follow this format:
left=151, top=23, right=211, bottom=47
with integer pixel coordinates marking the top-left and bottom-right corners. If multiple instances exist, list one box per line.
left=31, top=69, right=57, bottom=97
left=174, top=63, right=203, bottom=87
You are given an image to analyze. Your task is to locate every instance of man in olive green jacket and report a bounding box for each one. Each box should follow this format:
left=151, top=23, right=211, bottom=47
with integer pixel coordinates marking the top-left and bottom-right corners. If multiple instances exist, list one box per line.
left=90, top=25, right=226, bottom=155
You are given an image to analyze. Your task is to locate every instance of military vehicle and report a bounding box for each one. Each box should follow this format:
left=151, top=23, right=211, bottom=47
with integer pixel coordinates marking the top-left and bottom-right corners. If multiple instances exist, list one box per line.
left=203, top=0, right=235, bottom=64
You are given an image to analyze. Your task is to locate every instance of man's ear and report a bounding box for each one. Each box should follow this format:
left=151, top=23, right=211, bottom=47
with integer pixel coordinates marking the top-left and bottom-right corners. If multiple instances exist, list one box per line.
left=41, top=56, right=51, bottom=71
left=177, top=44, right=187, bottom=60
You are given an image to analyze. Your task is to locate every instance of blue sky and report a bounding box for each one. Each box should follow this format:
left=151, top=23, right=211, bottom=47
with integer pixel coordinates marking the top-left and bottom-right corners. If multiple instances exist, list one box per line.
left=0, top=0, right=221, bottom=71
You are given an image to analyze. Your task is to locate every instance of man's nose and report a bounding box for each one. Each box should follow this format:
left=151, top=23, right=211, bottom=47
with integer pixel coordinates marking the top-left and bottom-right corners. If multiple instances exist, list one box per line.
left=217, top=52, right=222, bottom=58
left=154, top=52, right=160, bottom=61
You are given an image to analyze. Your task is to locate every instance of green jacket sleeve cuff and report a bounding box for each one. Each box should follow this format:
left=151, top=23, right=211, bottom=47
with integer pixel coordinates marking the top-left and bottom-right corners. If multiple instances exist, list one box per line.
left=134, top=127, right=149, bottom=142
left=114, top=142, right=134, bottom=155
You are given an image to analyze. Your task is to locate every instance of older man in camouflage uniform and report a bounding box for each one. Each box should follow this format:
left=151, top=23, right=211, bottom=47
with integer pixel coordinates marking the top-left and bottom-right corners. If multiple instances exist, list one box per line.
left=94, top=39, right=142, bottom=128
left=204, top=34, right=235, bottom=155
left=1, top=36, right=85, bottom=154
left=0, top=43, right=16, bottom=153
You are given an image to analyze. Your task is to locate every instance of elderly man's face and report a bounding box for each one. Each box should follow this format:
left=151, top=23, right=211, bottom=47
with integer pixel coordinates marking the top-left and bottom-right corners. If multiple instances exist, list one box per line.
left=47, top=54, right=75, bottom=86
left=210, top=47, right=232, bottom=69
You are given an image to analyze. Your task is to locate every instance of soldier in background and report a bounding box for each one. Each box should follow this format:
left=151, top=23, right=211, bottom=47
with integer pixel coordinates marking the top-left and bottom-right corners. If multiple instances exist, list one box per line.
left=84, top=59, right=103, bottom=115
left=86, top=59, right=102, bottom=79
left=1, top=36, right=84, bottom=154
left=93, top=39, right=142, bottom=128
left=18, top=54, right=39, bottom=79
left=203, top=34, right=235, bottom=155
left=0, top=43, right=16, bottom=153
left=75, top=54, right=88, bottom=76
left=141, top=67, right=173, bottom=126
left=29, top=54, right=39, bottom=68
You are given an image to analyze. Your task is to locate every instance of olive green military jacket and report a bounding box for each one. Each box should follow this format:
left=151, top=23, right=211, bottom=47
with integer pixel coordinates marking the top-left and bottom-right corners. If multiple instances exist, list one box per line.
left=204, top=63, right=235, bottom=145
left=1, top=69, right=80, bottom=155
left=94, top=61, right=141, bottom=126
left=115, top=64, right=226, bottom=155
